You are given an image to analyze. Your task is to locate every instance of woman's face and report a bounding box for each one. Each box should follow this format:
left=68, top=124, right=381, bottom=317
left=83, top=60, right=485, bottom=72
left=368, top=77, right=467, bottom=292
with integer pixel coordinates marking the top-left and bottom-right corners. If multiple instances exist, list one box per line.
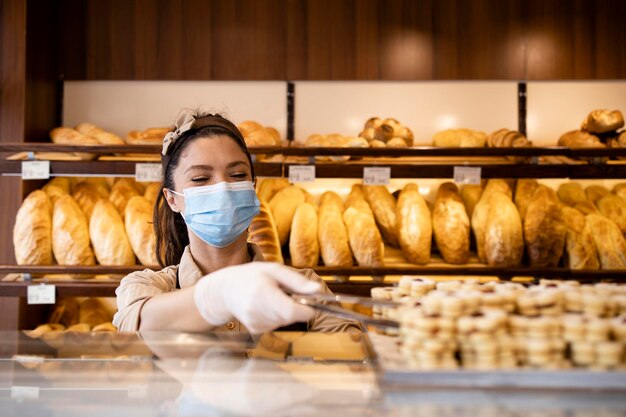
left=164, top=135, right=253, bottom=214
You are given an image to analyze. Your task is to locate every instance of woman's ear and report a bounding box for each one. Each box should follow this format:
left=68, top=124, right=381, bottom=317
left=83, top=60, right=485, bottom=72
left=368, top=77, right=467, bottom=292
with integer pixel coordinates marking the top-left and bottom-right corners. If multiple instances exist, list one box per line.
left=163, top=188, right=181, bottom=213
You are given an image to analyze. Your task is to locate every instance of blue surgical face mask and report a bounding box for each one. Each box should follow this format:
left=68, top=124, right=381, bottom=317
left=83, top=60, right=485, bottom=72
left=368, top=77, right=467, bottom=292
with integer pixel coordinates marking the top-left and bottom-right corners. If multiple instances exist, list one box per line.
left=170, top=181, right=260, bottom=248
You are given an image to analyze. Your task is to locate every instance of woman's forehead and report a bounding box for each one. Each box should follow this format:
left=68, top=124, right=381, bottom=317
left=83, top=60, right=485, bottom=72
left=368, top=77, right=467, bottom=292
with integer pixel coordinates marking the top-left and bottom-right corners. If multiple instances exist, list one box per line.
left=178, top=135, right=249, bottom=168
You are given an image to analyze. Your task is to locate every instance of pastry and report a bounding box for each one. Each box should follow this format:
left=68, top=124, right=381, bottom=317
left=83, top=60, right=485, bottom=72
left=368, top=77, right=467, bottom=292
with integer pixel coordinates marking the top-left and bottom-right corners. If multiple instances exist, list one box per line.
left=581, top=109, right=625, bottom=134
left=52, top=195, right=96, bottom=266
left=432, top=183, right=470, bottom=264
left=124, top=196, right=158, bottom=266
left=289, top=203, right=320, bottom=268
left=585, top=213, right=626, bottom=269
left=13, top=190, right=53, bottom=265
left=75, top=123, right=125, bottom=145
left=396, top=183, right=431, bottom=264
left=561, top=206, right=600, bottom=270
left=363, top=185, right=399, bottom=247
left=318, top=192, right=353, bottom=267
left=248, top=200, right=283, bottom=263
left=514, top=179, right=538, bottom=221
left=269, top=186, right=306, bottom=246
left=89, top=199, right=136, bottom=265
left=557, top=182, right=587, bottom=207
left=484, top=192, right=523, bottom=267
left=524, top=186, right=566, bottom=267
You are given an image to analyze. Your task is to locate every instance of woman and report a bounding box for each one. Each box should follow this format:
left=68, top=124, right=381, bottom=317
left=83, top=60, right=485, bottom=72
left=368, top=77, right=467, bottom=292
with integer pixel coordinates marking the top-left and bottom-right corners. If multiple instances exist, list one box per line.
left=113, top=110, right=358, bottom=334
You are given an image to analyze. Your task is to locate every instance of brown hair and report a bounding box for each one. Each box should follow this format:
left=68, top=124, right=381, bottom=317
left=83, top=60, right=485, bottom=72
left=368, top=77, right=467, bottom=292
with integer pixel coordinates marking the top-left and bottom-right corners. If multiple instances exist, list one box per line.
left=154, top=111, right=255, bottom=267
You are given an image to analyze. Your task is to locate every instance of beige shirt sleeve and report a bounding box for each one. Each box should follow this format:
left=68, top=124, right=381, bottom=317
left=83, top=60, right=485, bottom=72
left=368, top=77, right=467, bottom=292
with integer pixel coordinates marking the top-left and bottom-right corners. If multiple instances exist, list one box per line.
left=298, top=269, right=362, bottom=333
left=112, top=266, right=178, bottom=332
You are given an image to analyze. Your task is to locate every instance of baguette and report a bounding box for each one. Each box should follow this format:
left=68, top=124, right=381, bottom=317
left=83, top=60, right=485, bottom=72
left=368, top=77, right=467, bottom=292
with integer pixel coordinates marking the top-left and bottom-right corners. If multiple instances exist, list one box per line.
left=433, top=182, right=470, bottom=264
left=248, top=200, right=284, bottom=263
left=363, top=185, right=399, bottom=247
left=289, top=203, right=320, bottom=268
left=396, top=183, right=431, bottom=264
left=318, top=192, right=353, bottom=267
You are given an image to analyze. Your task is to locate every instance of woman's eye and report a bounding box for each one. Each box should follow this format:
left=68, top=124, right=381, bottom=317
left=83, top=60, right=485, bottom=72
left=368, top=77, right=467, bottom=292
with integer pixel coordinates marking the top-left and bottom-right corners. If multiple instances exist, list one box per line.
left=231, top=173, right=247, bottom=179
left=191, top=177, right=209, bottom=182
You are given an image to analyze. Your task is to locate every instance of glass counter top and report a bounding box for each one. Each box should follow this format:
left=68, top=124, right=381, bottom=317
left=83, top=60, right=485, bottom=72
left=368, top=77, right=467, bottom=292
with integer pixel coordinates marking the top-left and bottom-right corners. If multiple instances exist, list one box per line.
left=0, top=331, right=625, bottom=417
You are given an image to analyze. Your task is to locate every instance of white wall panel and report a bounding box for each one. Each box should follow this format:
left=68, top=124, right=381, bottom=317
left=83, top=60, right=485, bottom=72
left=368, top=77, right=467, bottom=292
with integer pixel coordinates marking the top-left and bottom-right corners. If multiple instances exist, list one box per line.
left=294, top=81, right=518, bottom=143
left=527, top=81, right=626, bottom=145
left=63, top=81, right=287, bottom=138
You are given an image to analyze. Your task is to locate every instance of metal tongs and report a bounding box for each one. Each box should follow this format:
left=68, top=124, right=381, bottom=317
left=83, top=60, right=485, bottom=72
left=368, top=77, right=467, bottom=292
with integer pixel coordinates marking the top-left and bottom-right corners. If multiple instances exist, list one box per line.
left=291, top=293, right=401, bottom=329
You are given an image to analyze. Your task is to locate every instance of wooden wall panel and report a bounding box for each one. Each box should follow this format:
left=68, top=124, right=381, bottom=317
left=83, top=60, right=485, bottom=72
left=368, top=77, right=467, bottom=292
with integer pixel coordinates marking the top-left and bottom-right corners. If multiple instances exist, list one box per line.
left=53, top=0, right=626, bottom=81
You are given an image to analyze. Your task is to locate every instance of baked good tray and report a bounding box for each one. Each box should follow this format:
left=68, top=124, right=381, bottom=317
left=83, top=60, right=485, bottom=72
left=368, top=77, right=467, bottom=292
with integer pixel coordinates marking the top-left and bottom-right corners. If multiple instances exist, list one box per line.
left=367, top=333, right=626, bottom=391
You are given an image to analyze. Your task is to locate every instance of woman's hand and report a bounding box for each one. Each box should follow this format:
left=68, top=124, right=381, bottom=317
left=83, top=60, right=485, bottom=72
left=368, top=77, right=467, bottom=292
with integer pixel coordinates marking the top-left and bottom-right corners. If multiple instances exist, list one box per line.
left=193, top=263, right=321, bottom=334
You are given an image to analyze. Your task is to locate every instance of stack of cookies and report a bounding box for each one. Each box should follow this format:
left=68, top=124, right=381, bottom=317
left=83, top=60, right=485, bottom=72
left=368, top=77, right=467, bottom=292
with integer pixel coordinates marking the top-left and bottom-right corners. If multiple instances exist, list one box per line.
left=381, top=278, right=626, bottom=370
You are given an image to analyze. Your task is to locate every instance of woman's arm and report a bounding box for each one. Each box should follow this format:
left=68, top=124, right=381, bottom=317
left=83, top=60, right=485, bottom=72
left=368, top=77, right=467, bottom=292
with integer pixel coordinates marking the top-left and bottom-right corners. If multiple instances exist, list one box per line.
left=139, top=287, right=216, bottom=332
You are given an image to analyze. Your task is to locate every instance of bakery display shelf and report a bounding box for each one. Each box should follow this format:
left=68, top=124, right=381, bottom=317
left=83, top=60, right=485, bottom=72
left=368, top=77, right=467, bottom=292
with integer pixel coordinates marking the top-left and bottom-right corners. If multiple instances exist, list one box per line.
left=368, top=333, right=626, bottom=391
left=0, top=159, right=283, bottom=177
left=283, top=146, right=573, bottom=157
left=0, top=142, right=282, bottom=155
left=283, top=160, right=571, bottom=179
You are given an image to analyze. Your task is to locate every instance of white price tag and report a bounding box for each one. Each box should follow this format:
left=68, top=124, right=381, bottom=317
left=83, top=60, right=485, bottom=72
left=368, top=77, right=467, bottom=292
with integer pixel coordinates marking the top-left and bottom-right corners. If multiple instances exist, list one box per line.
left=288, top=165, right=316, bottom=183
left=128, top=384, right=148, bottom=399
left=453, top=166, right=482, bottom=185
left=21, top=161, right=50, bottom=180
left=363, top=167, right=391, bottom=185
left=27, top=284, right=55, bottom=305
left=135, top=163, right=163, bottom=182
left=14, top=355, right=45, bottom=365
left=11, top=386, right=40, bottom=400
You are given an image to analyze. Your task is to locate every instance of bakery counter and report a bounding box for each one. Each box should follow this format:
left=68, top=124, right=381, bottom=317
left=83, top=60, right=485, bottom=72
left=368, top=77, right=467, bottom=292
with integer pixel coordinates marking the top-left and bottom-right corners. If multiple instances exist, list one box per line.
left=2, top=330, right=626, bottom=417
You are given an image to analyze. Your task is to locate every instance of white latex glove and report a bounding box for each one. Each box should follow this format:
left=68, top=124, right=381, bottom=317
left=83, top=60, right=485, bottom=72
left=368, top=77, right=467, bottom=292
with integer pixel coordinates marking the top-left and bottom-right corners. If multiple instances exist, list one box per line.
left=193, top=262, right=321, bottom=334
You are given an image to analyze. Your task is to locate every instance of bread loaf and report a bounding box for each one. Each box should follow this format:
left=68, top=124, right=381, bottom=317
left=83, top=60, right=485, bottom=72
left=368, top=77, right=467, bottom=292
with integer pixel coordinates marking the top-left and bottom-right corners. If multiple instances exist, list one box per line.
left=484, top=192, right=523, bottom=267
left=433, top=183, right=470, bottom=264
left=460, top=184, right=482, bottom=218
left=126, top=127, right=169, bottom=145
left=318, top=192, right=352, bottom=267
left=238, top=121, right=264, bottom=137
left=558, top=130, right=604, bottom=148
left=524, top=186, right=566, bottom=267
left=49, top=297, right=80, bottom=327
left=124, top=196, right=158, bottom=266
left=396, top=183, right=431, bottom=264
left=13, top=190, right=53, bottom=265
left=613, top=183, right=626, bottom=201
left=472, top=179, right=513, bottom=262
left=52, top=195, right=96, bottom=266
left=363, top=185, right=399, bottom=247
left=44, top=178, right=71, bottom=194
left=143, top=182, right=161, bottom=205
left=514, top=179, right=539, bottom=221
left=77, top=178, right=110, bottom=198
left=433, top=129, right=487, bottom=147
left=50, top=127, right=100, bottom=145
left=289, top=203, right=319, bottom=268
left=72, top=183, right=103, bottom=221
left=248, top=200, right=284, bottom=263
left=557, top=182, right=586, bottom=207
left=75, top=123, right=125, bottom=145
left=585, top=213, right=626, bottom=268
left=79, top=298, right=111, bottom=329
left=585, top=185, right=610, bottom=203
left=245, top=129, right=275, bottom=147
left=90, top=200, right=136, bottom=265
left=561, top=206, right=600, bottom=270
left=109, top=179, right=140, bottom=218
left=343, top=185, right=384, bottom=266
left=581, top=109, right=625, bottom=134
left=596, top=194, right=626, bottom=234
left=269, top=186, right=306, bottom=245
left=257, top=178, right=290, bottom=203
left=42, top=184, right=67, bottom=205
left=575, top=200, right=598, bottom=215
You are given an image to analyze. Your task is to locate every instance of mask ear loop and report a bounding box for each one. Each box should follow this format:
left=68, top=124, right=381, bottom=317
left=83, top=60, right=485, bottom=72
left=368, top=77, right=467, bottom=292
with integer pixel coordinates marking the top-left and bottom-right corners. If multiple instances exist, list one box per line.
left=168, top=189, right=184, bottom=197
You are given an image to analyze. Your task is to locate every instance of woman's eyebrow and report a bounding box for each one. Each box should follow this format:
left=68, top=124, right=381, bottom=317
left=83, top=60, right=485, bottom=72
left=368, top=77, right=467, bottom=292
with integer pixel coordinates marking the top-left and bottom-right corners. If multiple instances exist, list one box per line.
left=226, top=160, right=249, bottom=169
left=184, top=164, right=214, bottom=174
